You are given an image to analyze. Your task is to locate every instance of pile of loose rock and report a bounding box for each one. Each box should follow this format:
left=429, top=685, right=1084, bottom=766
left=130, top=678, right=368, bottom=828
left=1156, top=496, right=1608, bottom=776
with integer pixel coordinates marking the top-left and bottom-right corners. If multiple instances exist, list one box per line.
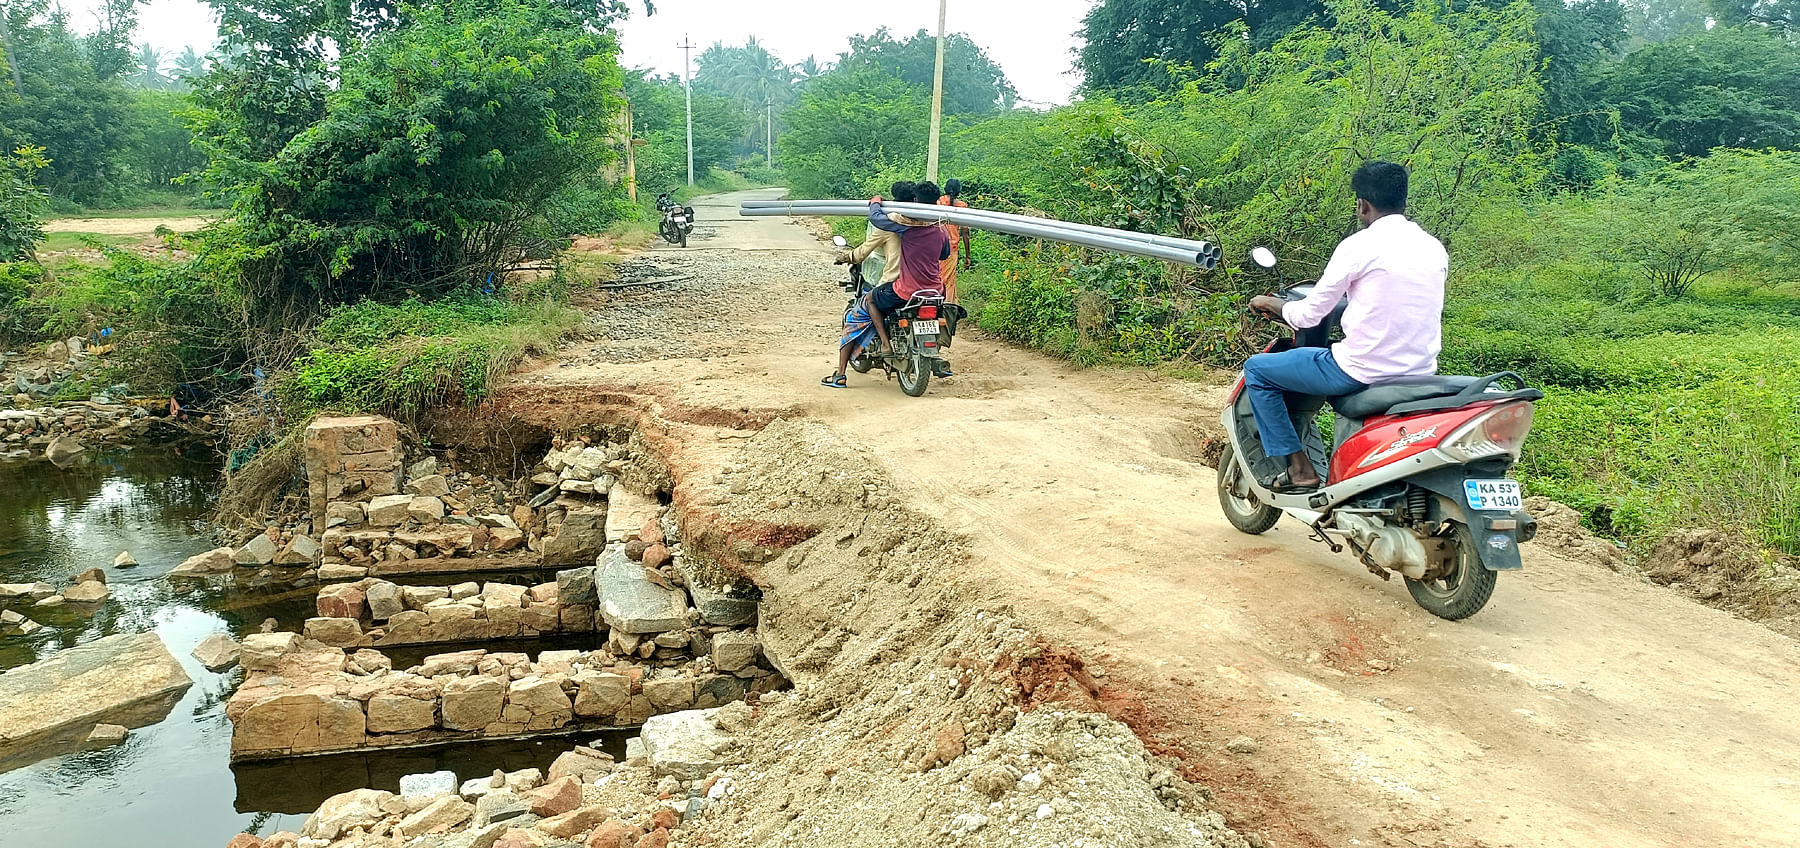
left=228, top=704, right=749, bottom=848
left=1, top=340, right=194, bottom=463
left=204, top=416, right=702, bottom=585
left=225, top=620, right=781, bottom=759
left=0, top=403, right=164, bottom=464
left=0, top=565, right=119, bottom=636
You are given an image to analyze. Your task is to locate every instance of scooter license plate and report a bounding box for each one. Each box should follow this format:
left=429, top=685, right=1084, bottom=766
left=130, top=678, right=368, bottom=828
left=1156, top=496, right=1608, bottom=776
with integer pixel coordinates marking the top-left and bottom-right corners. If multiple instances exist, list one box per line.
left=1465, top=479, right=1523, bottom=511
left=912, top=320, right=941, bottom=335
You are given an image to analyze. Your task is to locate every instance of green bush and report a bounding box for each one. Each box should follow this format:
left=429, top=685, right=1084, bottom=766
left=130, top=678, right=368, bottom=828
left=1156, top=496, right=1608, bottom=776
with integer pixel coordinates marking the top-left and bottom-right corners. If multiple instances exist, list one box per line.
left=35, top=251, right=242, bottom=388
left=281, top=296, right=580, bottom=422
left=0, top=261, right=46, bottom=346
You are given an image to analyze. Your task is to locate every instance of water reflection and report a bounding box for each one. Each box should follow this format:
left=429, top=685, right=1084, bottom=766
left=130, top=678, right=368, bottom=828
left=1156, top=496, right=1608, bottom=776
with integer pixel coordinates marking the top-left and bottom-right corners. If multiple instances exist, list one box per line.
left=0, top=451, right=615, bottom=847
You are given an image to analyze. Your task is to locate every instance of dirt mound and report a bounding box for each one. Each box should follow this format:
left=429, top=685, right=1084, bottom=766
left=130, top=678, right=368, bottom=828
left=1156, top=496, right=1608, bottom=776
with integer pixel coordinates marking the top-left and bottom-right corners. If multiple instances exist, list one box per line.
left=1644, top=529, right=1800, bottom=639
left=1524, top=497, right=1632, bottom=573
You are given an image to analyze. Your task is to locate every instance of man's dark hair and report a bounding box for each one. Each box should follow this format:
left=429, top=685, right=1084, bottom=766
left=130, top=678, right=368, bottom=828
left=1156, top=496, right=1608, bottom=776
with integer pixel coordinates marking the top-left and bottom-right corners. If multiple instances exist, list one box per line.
left=891, top=181, right=918, bottom=203
left=914, top=180, right=942, bottom=205
left=1351, top=161, right=1408, bottom=213
left=944, top=178, right=962, bottom=198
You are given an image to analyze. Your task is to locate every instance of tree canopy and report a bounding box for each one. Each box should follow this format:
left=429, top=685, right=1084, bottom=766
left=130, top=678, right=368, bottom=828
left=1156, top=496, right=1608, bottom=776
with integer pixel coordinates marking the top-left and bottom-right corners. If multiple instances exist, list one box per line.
left=834, top=27, right=1016, bottom=114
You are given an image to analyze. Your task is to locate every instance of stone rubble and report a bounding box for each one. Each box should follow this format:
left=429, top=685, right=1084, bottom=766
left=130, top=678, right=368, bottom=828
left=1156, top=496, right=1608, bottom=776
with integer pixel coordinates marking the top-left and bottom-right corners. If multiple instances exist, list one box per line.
left=225, top=617, right=785, bottom=758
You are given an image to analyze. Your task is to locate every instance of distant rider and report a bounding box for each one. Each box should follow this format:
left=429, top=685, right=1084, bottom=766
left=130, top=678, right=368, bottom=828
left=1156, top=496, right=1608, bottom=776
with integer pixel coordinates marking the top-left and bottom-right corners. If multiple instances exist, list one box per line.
left=1246, top=161, right=1448, bottom=492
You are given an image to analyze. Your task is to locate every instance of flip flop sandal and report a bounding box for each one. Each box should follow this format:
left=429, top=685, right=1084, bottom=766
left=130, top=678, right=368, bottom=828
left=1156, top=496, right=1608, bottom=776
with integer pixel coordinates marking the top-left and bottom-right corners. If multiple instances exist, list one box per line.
left=820, top=374, right=847, bottom=389
left=1267, top=471, right=1321, bottom=494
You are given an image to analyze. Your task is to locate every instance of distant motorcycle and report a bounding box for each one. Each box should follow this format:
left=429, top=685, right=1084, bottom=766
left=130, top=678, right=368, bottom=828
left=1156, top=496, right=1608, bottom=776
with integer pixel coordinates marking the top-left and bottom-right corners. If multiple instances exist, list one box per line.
left=832, top=235, right=947, bottom=398
left=656, top=196, right=694, bottom=248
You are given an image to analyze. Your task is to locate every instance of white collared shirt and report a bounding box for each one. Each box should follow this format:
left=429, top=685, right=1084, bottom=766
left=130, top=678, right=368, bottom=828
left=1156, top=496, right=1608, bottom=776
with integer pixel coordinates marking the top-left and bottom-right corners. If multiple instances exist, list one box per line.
left=1282, top=215, right=1447, bottom=384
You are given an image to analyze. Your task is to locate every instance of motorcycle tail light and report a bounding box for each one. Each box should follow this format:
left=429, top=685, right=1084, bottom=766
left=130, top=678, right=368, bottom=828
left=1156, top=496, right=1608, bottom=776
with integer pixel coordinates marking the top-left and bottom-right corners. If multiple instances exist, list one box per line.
left=1440, top=402, right=1535, bottom=462
left=917, top=306, right=939, bottom=319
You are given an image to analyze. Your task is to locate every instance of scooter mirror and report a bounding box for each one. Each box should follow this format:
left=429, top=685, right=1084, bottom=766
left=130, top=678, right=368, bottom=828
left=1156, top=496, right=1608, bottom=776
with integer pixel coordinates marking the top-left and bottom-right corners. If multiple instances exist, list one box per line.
left=832, top=235, right=849, bottom=248
left=1249, top=247, right=1278, bottom=269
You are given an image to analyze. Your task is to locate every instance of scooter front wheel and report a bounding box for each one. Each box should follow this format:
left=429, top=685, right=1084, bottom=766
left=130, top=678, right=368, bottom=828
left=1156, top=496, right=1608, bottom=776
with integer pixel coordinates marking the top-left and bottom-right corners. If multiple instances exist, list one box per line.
left=1405, top=521, right=1497, bottom=621
left=1217, top=442, right=1280, bottom=534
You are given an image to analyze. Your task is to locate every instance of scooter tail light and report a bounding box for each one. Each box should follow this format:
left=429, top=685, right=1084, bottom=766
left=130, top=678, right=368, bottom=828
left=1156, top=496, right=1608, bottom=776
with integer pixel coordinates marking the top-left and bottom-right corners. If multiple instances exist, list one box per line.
left=1440, top=402, right=1535, bottom=462
left=917, top=305, right=939, bottom=319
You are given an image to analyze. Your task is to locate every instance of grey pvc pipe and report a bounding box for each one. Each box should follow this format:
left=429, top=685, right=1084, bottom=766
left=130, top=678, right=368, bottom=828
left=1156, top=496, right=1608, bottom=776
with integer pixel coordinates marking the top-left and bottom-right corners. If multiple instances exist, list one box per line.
left=741, top=204, right=1209, bottom=268
left=740, top=201, right=1218, bottom=269
left=746, top=200, right=1223, bottom=267
left=745, top=199, right=1220, bottom=261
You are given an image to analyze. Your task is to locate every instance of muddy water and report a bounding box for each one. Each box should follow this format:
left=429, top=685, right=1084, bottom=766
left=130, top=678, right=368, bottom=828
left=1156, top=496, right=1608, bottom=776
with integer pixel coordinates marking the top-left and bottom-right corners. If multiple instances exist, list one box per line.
left=0, top=451, right=607, bottom=846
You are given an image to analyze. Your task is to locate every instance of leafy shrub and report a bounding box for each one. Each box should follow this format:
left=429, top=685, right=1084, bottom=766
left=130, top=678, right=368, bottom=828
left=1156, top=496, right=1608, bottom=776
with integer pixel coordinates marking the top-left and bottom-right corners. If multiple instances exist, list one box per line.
left=281, top=296, right=580, bottom=422
left=0, top=146, right=50, bottom=261
left=0, top=261, right=46, bottom=346
left=36, top=251, right=242, bottom=388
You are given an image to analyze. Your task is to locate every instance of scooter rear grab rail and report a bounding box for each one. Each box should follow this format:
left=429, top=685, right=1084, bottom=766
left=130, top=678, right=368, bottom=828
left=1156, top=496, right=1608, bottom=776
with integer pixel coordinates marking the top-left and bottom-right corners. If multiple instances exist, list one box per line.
left=1385, top=371, right=1543, bottom=416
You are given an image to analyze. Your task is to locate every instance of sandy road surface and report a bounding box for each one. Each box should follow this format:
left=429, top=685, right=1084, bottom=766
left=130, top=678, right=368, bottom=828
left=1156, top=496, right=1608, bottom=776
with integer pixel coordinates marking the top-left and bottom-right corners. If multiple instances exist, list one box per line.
left=42, top=215, right=212, bottom=236
left=521, top=190, right=1800, bottom=847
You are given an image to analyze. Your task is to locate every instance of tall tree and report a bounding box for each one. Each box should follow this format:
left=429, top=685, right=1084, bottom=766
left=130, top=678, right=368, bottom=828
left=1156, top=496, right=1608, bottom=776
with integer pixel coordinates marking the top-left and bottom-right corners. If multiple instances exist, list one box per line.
left=1707, top=0, right=1798, bottom=30
left=193, top=0, right=629, bottom=326
left=172, top=45, right=206, bottom=80
left=833, top=27, right=1016, bottom=115
left=1077, top=0, right=1329, bottom=95
left=130, top=42, right=173, bottom=89
left=0, top=0, right=135, bottom=203
left=1599, top=25, right=1800, bottom=156
left=693, top=36, right=796, bottom=159
left=1621, top=0, right=1708, bottom=43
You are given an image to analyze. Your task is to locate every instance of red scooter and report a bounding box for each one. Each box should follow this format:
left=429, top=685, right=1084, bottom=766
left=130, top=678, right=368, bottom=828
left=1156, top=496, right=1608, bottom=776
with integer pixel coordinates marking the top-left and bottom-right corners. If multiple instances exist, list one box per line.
left=1217, top=248, right=1543, bottom=620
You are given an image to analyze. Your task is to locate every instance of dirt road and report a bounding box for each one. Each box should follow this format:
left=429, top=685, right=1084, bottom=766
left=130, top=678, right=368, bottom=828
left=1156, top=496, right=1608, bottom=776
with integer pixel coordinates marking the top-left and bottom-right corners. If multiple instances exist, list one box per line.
left=524, top=190, right=1800, bottom=847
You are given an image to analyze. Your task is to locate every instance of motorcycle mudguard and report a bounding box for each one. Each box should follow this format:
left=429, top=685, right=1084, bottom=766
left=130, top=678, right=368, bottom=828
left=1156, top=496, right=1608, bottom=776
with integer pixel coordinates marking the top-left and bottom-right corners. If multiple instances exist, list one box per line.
left=1410, top=467, right=1526, bottom=571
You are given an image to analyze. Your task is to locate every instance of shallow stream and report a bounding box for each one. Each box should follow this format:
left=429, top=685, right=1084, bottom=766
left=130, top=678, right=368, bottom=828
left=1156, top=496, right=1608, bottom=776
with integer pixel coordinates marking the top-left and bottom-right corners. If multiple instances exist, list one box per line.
left=0, top=449, right=604, bottom=846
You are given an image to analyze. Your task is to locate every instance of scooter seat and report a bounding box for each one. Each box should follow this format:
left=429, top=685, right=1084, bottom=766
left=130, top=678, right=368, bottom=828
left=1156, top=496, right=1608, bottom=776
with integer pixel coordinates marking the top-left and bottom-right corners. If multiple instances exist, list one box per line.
left=1330, top=376, right=1476, bottom=419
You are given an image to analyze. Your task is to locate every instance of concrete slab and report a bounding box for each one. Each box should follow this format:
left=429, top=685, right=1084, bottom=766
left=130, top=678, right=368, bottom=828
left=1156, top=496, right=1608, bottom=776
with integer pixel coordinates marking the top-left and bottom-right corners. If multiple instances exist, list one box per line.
left=0, top=631, right=193, bottom=771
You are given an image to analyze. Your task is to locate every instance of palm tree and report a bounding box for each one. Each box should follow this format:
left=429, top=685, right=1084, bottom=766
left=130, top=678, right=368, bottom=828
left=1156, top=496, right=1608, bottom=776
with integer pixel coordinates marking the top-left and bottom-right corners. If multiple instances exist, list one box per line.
left=694, top=38, right=801, bottom=162
left=172, top=46, right=207, bottom=82
left=130, top=43, right=172, bottom=90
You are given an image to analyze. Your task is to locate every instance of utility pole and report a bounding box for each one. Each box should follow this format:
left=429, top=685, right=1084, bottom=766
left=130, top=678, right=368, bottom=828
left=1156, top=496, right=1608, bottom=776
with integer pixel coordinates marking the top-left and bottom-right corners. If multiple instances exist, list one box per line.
left=0, top=2, right=23, bottom=99
left=926, top=0, right=947, bottom=183
left=678, top=36, right=696, bottom=186
left=765, top=98, right=773, bottom=168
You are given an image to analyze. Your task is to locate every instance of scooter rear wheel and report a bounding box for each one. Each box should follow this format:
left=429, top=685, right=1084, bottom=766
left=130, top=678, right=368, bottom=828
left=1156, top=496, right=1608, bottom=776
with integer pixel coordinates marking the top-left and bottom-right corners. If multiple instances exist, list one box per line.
left=1405, top=522, right=1497, bottom=621
left=1217, top=443, right=1280, bottom=534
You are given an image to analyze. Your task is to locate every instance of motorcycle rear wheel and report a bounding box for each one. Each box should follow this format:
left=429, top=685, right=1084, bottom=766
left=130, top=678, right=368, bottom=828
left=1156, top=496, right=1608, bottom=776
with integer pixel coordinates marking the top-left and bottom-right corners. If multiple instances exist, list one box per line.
left=678, top=228, right=688, bottom=248
left=1217, top=443, right=1280, bottom=534
left=1405, top=521, right=1497, bottom=621
left=897, top=348, right=931, bottom=397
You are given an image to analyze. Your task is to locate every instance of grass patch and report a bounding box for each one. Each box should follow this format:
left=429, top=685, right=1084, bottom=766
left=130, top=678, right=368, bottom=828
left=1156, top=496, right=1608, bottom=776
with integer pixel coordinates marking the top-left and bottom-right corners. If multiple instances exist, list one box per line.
left=280, top=295, right=580, bottom=423
left=38, top=232, right=132, bottom=252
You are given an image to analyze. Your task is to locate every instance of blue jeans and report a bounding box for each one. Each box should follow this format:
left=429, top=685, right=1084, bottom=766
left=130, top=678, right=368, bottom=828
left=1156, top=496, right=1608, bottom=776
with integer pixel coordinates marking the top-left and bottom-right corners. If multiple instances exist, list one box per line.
left=1244, top=348, right=1365, bottom=459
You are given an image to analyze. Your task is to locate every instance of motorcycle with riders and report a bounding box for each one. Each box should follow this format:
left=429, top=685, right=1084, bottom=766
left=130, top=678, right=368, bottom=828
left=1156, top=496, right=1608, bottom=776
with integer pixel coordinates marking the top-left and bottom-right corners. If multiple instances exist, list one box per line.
left=829, top=234, right=954, bottom=397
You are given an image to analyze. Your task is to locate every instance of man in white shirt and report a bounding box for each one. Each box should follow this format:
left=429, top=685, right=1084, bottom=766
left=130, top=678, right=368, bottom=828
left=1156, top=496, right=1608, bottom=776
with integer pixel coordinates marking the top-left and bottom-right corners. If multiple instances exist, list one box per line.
left=1246, top=161, right=1449, bottom=492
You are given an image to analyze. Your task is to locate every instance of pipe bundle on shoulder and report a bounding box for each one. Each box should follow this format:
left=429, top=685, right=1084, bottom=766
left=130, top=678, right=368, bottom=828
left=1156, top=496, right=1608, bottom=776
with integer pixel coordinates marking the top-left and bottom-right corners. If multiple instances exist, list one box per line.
left=739, top=199, right=1221, bottom=270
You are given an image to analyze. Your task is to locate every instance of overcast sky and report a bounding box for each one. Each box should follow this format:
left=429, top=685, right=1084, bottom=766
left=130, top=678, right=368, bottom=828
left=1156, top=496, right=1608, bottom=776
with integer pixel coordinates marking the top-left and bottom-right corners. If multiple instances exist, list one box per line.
left=77, top=0, right=1092, bottom=105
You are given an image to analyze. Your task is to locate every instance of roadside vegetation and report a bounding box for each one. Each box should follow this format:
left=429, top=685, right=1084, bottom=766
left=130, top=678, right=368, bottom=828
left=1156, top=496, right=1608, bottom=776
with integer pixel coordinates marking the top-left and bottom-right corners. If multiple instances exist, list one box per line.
left=2, top=0, right=1793, bottom=571
left=770, top=0, right=1800, bottom=567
